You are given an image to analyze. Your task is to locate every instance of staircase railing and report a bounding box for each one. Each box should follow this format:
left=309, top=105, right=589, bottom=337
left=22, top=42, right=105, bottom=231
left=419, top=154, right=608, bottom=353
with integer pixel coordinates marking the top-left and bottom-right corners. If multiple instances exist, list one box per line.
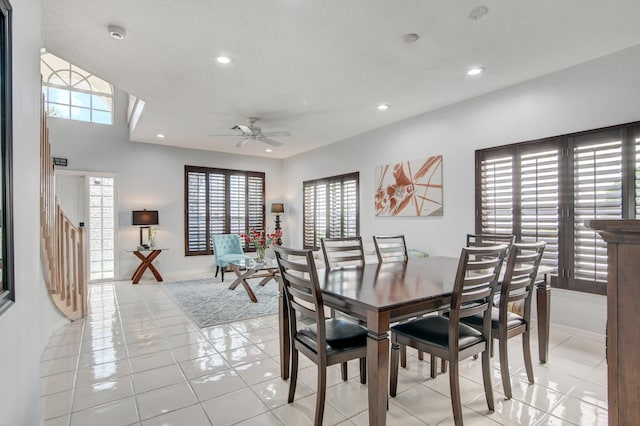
left=40, top=95, right=87, bottom=321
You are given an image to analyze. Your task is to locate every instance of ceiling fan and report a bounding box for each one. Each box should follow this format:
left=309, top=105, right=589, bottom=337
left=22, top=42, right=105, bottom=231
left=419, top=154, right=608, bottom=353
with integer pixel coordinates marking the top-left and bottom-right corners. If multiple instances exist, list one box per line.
left=209, top=117, right=291, bottom=148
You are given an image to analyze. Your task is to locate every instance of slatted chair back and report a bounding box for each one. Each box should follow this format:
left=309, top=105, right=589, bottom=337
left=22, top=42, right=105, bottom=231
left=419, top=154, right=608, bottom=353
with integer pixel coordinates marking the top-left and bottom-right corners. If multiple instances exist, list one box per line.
left=448, top=245, right=509, bottom=333
left=373, top=235, right=408, bottom=263
left=499, top=241, right=545, bottom=323
left=274, top=246, right=327, bottom=351
left=321, top=237, right=365, bottom=269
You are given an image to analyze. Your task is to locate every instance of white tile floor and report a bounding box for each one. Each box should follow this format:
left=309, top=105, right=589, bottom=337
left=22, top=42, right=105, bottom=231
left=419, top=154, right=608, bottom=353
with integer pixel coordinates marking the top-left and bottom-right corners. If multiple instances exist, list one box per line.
left=41, top=275, right=608, bottom=425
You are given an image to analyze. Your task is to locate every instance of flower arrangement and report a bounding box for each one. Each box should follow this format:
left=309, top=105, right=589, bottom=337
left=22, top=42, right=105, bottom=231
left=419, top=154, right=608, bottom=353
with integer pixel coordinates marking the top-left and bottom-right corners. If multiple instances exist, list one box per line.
left=241, top=228, right=283, bottom=262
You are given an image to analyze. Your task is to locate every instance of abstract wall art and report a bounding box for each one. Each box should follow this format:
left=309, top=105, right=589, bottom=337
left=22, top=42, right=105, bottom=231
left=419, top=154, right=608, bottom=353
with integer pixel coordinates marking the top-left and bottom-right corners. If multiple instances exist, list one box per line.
left=375, top=155, right=443, bottom=217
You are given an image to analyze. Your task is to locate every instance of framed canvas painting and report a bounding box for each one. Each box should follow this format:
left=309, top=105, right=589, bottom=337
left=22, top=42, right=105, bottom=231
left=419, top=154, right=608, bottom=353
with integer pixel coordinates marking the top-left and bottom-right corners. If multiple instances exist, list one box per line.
left=375, top=155, right=443, bottom=217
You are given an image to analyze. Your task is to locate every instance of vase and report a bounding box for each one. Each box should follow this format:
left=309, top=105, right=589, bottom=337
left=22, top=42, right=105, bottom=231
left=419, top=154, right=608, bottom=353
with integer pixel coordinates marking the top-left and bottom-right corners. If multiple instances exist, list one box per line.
left=255, top=247, right=266, bottom=263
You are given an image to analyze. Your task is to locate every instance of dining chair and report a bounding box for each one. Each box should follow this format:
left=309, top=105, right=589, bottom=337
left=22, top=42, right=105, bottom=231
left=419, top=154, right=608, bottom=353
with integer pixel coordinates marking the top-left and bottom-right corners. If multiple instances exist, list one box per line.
left=389, top=245, right=509, bottom=426
left=321, top=236, right=365, bottom=269
left=463, top=233, right=515, bottom=362
left=373, top=235, right=408, bottom=263
left=373, top=234, right=429, bottom=365
left=274, top=246, right=367, bottom=426
left=212, top=234, right=250, bottom=281
left=459, top=241, right=545, bottom=399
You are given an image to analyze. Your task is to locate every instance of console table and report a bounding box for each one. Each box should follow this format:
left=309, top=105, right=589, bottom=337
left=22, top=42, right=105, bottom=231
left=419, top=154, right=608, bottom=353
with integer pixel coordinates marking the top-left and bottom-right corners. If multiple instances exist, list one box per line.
left=586, top=219, right=640, bottom=426
left=129, top=249, right=165, bottom=284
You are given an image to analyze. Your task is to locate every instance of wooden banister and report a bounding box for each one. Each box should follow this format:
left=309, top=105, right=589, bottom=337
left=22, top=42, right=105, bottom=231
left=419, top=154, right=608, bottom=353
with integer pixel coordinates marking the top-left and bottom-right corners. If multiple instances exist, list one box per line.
left=39, top=92, right=87, bottom=321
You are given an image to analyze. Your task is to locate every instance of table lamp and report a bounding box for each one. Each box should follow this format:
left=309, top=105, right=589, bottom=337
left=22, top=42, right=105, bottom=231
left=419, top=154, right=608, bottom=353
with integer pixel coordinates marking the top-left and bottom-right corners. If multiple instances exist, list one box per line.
left=132, top=210, right=159, bottom=248
left=271, top=203, right=284, bottom=245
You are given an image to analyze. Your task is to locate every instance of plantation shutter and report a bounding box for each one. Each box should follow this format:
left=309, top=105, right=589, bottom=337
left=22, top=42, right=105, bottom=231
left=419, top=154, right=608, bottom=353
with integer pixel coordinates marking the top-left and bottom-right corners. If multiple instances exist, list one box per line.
left=229, top=174, right=246, bottom=235
left=342, top=176, right=358, bottom=237
left=478, top=152, right=514, bottom=235
left=328, top=180, right=342, bottom=238
left=519, top=146, right=560, bottom=271
left=303, top=183, right=316, bottom=248
left=208, top=172, right=226, bottom=238
left=315, top=182, right=327, bottom=248
left=572, top=133, right=623, bottom=287
left=186, top=170, right=208, bottom=254
left=303, top=172, right=359, bottom=249
left=248, top=174, right=265, bottom=232
left=184, top=166, right=265, bottom=255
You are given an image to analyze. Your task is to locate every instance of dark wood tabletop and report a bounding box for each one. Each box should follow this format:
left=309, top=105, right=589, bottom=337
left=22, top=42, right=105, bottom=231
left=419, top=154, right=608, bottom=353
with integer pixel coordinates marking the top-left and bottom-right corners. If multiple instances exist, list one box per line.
left=278, top=256, right=552, bottom=426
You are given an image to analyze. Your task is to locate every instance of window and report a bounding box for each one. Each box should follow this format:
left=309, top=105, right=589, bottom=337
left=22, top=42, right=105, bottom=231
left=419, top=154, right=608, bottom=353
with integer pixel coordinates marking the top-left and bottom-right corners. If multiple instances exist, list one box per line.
left=476, top=122, right=639, bottom=295
left=303, top=172, right=359, bottom=249
left=40, top=52, right=113, bottom=125
left=0, top=0, right=13, bottom=315
left=185, top=166, right=265, bottom=255
left=89, top=177, right=115, bottom=281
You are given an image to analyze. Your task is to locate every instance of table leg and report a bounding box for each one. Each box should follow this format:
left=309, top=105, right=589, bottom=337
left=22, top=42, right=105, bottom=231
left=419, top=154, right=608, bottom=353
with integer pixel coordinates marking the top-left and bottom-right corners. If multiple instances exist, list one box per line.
left=278, top=277, right=290, bottom=380
left=536, top=274, right=551, bottom=363
left=131, top=250, right=162, bottom=284
left=367, top=310, right=390, bottom=426
left=257, top=270, right=278, bottom=287
left=228, top=264, right=259, bottom=303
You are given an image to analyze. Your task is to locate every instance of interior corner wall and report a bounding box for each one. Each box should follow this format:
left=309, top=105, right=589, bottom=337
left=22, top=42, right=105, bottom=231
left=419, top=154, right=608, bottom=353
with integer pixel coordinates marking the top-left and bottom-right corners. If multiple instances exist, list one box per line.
left=0, top=0, right=68, bottom=425
left=281, top=45, right=640, bottom=334
left=47, top=90, right=286, bottom=280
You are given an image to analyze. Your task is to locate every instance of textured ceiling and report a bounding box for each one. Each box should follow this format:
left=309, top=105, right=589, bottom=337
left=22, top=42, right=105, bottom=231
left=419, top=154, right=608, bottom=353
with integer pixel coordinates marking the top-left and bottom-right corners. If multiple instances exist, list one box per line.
left=42, top=1, right=640, bottom=159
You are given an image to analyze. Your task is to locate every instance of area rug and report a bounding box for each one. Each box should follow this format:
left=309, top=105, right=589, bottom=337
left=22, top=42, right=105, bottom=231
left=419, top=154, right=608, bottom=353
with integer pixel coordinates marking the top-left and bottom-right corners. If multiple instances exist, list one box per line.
left=162, top=277, right=278, bottom=328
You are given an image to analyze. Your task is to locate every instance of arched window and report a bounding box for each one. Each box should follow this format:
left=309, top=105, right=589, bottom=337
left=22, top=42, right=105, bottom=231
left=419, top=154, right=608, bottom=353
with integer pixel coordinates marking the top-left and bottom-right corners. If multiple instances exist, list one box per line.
left=40, top=52, right=113, bottom=125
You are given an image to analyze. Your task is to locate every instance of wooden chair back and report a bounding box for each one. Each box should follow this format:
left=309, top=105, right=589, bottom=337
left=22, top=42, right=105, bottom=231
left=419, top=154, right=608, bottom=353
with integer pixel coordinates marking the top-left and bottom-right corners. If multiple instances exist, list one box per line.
left=499, top=241, right=545, bottom=323
left=273, top=246, right=327, bottom=353
left=448, top=245, right=509, bottom=337
left=321, top=237, right=365, bottom=269
left=373, top=235, right=408, bottom=263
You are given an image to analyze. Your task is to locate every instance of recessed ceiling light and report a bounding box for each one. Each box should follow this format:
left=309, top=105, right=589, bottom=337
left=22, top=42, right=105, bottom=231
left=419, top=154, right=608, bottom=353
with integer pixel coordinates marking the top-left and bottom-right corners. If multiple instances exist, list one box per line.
left=216, top=56, right=232, bottom=64
left=468, top=6, right=489, bottom=20
left=402, top=33, right=420, bottom=44
left=156, top=134, right=165, bottom=138
left=107, top=24, right=126, bottom=40
left=377, top=104, right=390, bottom=110
left=265, top=148, right=273, bottom=153
left=467, top=66, right=485, bottom=76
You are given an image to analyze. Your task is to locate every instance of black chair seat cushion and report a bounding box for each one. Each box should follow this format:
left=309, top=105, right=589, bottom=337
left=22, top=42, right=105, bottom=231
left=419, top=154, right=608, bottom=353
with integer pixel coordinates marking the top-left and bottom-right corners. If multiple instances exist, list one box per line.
left=458, top=307, right=526, bottom=330
left=296, top=318, right=367, bottom=354
left=392, top=315, right=484, bottom=351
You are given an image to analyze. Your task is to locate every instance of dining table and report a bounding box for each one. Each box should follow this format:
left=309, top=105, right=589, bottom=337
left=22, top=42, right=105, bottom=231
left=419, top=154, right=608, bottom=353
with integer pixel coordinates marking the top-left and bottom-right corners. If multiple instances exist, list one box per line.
left=277, top=256, right=553, bottom=426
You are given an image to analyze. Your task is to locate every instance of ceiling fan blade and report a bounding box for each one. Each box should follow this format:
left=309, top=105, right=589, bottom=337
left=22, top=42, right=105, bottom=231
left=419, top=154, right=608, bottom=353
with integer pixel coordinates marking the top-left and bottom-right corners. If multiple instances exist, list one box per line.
left=232, top=124, right=252, bottom=135
left=236, top=138, right=251, bottom=148
left=208, top=134, right=242, bottom=137
left=259, top=137, right=282, bottom=147
left=260, top=131, right=291, bottom=137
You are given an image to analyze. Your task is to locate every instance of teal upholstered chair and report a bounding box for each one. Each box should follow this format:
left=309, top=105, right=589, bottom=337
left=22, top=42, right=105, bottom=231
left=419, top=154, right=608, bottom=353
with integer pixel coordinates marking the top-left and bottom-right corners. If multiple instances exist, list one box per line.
left=212, top=234, right=250, bottom=281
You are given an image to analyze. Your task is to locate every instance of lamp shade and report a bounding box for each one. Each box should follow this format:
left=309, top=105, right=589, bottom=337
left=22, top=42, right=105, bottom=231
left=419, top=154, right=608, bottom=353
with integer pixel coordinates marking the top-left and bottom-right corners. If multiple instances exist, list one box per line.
left=271, top=203, right=284, bottom=214
left=132, top=210, right=159, bottom=226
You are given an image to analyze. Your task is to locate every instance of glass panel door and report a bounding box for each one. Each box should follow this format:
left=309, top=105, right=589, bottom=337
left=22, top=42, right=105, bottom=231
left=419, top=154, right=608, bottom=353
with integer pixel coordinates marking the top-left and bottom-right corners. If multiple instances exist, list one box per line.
left=89, top=176, right=115, bottom=281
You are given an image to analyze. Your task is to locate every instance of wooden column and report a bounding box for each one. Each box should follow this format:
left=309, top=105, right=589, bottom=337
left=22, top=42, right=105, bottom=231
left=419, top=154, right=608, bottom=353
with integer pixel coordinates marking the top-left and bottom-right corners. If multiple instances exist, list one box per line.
left=585, top=219, right=640, bottom=426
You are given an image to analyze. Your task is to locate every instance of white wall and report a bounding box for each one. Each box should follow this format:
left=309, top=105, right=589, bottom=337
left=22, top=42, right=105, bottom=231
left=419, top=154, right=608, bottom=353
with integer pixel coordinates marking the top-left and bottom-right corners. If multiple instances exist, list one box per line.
left=48, top=91, right=286, bottom=279
left=282, top=45, right=640, bottom=334
left=0, top=1, right=68, bottom=425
